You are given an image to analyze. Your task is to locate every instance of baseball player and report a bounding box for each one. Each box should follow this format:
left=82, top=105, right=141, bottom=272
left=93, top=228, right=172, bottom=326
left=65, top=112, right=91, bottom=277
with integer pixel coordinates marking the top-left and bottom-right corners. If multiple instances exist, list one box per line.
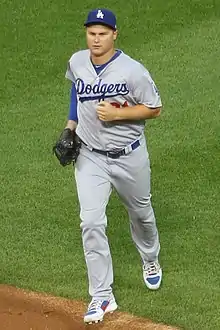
left=54, top=8, right=163, bottom=324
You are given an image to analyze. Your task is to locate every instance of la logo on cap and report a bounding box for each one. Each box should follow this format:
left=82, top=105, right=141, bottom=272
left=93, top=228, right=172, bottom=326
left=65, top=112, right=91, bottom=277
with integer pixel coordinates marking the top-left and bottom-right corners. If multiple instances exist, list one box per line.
left=96, top=9, right=104, bottom=19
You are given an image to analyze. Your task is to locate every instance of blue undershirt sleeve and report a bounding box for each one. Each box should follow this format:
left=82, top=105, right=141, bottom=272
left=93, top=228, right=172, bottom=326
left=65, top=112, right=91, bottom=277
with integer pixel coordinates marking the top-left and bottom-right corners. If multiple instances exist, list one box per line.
left=68, top=83, right=78, bottom=122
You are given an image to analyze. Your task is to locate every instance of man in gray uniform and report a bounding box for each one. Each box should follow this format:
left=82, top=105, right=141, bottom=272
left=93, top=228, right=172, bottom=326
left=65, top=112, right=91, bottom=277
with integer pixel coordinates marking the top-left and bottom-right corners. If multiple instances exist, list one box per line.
left=62, top=8, right=163, bottom=324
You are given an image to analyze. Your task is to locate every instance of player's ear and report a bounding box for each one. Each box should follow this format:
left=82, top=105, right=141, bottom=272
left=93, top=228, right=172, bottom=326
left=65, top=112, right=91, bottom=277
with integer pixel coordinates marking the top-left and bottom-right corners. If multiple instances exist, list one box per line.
left=113, top=30, right=118, bottom=40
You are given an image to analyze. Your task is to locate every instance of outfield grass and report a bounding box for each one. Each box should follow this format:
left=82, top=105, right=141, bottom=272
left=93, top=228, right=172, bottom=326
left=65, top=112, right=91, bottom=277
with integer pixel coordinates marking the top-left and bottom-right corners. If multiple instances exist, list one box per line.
left=1, top=1, right=220, bottom=329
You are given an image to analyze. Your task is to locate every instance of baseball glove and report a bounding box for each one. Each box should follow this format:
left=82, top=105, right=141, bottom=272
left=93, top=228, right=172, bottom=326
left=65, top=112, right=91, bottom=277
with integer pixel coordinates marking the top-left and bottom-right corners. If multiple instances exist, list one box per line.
left=53, top=128, right=81, bottom=166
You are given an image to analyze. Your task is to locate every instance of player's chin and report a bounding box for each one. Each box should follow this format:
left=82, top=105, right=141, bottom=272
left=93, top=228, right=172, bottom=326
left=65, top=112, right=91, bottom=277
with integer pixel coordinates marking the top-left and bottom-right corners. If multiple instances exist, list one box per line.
left=91, top=47, right=104, bottom=56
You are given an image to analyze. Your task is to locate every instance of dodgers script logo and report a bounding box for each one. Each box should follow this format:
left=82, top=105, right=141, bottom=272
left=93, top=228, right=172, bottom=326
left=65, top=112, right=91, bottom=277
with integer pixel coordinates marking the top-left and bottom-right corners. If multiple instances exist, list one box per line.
left=75, top=78, right=129, bottom=103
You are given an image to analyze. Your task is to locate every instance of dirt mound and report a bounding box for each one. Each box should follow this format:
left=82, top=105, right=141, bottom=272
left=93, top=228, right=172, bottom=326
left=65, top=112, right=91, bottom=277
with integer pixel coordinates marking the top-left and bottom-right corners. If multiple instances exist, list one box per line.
left=0, top=285, right=178, bottom=330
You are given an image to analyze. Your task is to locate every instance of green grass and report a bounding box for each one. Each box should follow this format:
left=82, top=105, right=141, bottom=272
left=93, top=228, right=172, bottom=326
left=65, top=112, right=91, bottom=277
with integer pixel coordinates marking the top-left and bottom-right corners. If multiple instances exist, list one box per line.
left=1, top=1, right=220, bottom=329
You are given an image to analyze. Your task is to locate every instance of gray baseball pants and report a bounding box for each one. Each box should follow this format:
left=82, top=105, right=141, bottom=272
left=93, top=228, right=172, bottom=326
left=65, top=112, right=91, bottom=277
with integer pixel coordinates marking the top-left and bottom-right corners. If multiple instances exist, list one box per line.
left=74, top=135, right=160, bottom=300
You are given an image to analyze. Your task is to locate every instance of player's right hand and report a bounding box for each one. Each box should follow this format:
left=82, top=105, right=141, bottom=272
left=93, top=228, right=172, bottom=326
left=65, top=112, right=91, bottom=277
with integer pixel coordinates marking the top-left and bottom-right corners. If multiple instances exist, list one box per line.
left=96, top=101, right=118, bottom=122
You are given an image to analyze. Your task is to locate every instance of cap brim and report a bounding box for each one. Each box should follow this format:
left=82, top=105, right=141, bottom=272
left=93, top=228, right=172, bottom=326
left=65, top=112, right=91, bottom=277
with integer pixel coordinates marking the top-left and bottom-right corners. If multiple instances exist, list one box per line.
left=84, top=21, right=116, bottom=30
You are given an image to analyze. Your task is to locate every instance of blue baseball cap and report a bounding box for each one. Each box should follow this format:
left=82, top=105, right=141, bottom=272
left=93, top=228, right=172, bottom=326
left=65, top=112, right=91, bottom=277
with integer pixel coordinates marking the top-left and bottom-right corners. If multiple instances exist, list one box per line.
left=84, top=8, right=117, bottom=30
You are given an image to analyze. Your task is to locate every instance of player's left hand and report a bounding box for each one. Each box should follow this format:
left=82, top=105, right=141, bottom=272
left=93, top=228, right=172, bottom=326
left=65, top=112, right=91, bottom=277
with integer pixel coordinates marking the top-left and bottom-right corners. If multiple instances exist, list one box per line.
left=53, top=129, right=81, bottom=166
left=96, top=101, right=118, bottom=121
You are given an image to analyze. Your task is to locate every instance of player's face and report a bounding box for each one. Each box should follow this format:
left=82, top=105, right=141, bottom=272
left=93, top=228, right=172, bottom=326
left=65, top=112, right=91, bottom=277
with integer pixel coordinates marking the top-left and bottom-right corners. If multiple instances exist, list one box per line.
left=86, top=25, right=117, bottom=57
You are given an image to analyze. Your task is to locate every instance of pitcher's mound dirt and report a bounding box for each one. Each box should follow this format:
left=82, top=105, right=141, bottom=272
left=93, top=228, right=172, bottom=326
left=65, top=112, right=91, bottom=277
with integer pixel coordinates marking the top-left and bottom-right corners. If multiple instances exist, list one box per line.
left=0, top=285, right=178, bottom=330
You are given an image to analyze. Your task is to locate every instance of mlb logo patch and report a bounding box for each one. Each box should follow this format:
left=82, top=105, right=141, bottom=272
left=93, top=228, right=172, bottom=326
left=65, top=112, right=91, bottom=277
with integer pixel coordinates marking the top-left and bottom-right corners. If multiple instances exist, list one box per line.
left=151, top=82, right=160, bottom=96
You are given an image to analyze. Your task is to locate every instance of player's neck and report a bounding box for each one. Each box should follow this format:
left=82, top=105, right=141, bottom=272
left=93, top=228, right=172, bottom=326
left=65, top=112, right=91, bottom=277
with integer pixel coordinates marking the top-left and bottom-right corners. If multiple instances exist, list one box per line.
left=91, top=48, right=116, bottom=66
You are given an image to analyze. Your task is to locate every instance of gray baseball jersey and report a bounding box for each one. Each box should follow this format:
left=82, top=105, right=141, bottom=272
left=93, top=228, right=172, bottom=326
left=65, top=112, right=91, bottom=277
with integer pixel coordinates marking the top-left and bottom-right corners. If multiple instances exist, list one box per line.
left=65, top=49, right=162, bottom=150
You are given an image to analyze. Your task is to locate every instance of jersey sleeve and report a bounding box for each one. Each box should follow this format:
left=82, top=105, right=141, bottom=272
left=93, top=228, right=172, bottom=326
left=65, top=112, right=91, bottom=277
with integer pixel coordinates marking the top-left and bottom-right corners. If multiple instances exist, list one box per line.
left=65, top=58, right=76, bottom=83
left=129, top=64, right=162, bottom=108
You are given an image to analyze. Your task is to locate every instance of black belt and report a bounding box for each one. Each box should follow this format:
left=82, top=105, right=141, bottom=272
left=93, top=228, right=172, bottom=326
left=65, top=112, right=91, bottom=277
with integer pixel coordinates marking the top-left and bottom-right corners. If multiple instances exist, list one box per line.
left=81, top=139, right=140, bottom=159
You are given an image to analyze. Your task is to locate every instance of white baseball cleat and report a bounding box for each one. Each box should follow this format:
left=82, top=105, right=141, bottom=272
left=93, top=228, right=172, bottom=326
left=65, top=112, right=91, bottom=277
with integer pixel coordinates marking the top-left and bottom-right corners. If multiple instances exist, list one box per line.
left=84, top=296, right=118, bottom=324
left=143, top=261, right=162, bottom=290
